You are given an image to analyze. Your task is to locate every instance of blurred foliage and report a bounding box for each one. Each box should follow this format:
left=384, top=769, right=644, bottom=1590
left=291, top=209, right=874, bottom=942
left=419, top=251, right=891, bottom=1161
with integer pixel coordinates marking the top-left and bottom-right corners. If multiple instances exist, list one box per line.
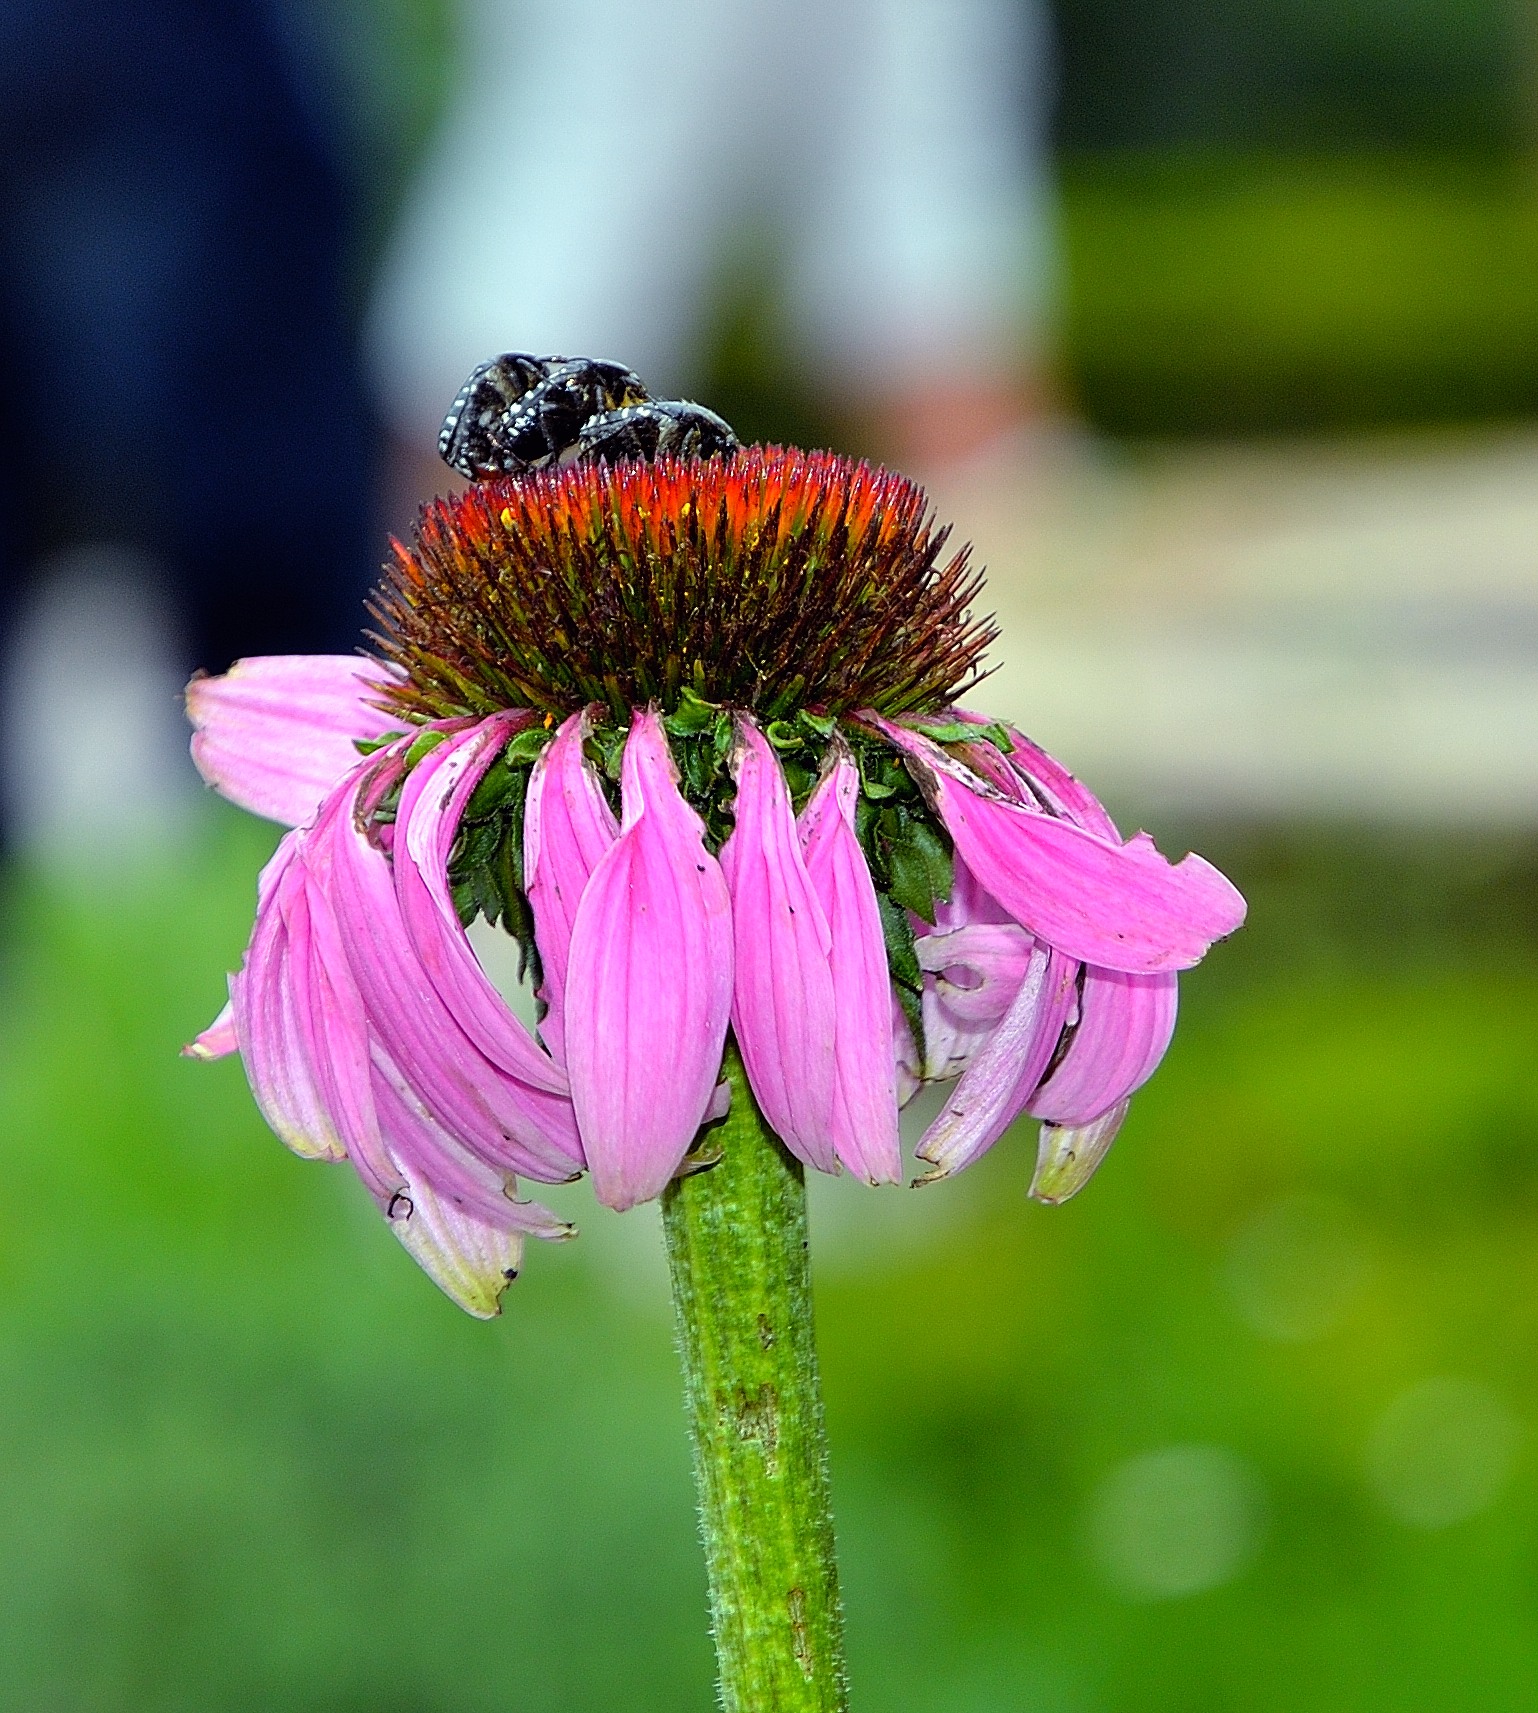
left=3, top=809, right=1538, bottom=1709
left=1058, top=153, right=1538, bottom=435
left=1053, top=0, right=1522, bottom=152
left=709, top=154, right=1538, bottom=443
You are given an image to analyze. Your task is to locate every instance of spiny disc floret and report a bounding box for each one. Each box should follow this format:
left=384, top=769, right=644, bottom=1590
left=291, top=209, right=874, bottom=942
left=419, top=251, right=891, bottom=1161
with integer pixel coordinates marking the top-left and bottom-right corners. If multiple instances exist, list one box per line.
left=372, top=446, right=995, bottom=725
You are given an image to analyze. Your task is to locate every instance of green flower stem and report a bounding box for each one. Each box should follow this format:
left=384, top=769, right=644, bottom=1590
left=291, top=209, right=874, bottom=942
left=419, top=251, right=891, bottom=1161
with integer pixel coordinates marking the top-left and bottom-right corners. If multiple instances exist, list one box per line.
left=660, top=1041, right=849, bottom=1713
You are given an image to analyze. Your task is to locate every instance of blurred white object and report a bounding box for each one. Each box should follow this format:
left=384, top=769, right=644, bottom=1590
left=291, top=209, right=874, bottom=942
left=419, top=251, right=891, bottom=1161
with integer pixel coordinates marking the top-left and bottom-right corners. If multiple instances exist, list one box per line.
left=3, top=545, right=195, bottom=857
left=370, top=0, right=1053, bottom=435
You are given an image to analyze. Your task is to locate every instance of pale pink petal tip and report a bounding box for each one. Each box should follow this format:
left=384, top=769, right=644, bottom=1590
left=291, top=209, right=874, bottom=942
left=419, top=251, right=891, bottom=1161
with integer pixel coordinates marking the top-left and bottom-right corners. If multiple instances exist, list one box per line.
left=187, top=654, right=403, bottom=827
left=184, top=997, right=238, bottom=1060
left=1029, top=1100, right=1131, bottom=1205
left=564, top=709, right=734, bottom=1210
left=704, top=1078, right=732, bottom=1124
left=384, top=1177, right=563, bottom=1319
left=722, top=717, right=837, bottom=1172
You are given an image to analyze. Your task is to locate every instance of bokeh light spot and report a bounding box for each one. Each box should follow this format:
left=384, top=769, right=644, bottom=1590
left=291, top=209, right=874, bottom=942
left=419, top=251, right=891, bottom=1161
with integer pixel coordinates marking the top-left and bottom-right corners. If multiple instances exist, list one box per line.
left=1366, top=1377, right=1520, bottom=1530
left=1086, top=1444, right=1265, bottom=1601
left=1225, top=1193, right=1370, bottom=1341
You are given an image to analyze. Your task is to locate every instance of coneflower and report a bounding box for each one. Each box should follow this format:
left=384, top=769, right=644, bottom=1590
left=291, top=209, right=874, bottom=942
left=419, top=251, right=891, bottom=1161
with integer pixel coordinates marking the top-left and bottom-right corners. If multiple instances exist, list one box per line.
left=186, top=440, right=1244, bottom=1712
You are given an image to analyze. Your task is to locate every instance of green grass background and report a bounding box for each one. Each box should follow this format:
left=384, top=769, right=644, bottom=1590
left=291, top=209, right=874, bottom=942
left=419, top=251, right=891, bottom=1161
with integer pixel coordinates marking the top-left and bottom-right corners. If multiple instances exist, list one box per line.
left=1059, top=154, right=1538, bottom=435
left=4, top=810, right=1536, bottom=1711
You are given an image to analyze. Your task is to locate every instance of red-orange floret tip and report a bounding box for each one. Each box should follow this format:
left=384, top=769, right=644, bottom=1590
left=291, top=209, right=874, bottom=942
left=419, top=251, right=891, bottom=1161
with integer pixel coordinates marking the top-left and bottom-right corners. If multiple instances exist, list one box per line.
left=371, top=445, right=997, bottom=725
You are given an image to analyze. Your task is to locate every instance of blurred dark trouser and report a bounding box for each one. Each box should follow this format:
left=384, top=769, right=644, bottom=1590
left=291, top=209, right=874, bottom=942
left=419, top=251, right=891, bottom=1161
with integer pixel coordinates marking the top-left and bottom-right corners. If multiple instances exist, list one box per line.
left=0, top=0, right=376, bottom=687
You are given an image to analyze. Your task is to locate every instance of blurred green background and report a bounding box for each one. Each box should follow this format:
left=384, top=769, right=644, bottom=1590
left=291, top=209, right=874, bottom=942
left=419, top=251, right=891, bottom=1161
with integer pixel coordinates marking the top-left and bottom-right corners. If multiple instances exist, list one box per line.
left=10, top=0, right=1538, bottom=1708
left=5, top=810, right=1536, bottom=1712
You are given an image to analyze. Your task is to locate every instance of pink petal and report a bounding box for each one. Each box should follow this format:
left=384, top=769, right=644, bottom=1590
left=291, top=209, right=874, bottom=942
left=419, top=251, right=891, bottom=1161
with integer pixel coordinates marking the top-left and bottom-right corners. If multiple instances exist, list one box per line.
left=944, top=710, right=1120, bottom=838
left=914, top=856, right=1031, bottom=1081
left=524, top=709, right=619, bottom=1063
left=1030, top=1100, right=1131, bottom=1205
left=915, top=921, right=1036, bottom=1024
left=224, top=761, right=577, bottom=1315
left=394, top=718, right=571, bottom=1098
left=184, top=997, right=238, bottom=1060
left=870, top=717, right=1247, bottom=975
left=798, top=747, right=902, bottom=1183
left=229, top=836, right=350, bottom=1165
left=369, top=1046, right=574, bottom=1244
left=564, top=709, right=733, bottom=1210
left=721, top=718, right=837, bottom=1172
left=932, top=851, right=1014, bottom=931
left=944, top=715, right=1179, bottom=1136
left=365, top=1049, right=560, bottom=1317
left=914, top=944, right=1079, bottom=1179
left=288, top=860, right=405, bottom=1204
left=915, top=919, right=1038, bottom=1081
left=318, top=775, right=585, bottom=1182
left=187, top=654, right=402, bottom=827
left=380, top=1173, right=530, bottom=1319
left=920, top=982, right=1000, bottom=1082
left=1030, top=967, right=1178, bottom=1127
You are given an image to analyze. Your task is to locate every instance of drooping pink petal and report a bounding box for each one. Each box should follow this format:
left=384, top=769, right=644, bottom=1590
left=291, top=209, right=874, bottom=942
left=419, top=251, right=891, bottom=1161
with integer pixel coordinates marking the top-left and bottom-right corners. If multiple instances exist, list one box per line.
left=524, top=709, right=618, bottom=1062
left=870, top=717, right=1246, bottom=974
left=944, top=714, right=1180, bottom=1131
left=212, top=742, right=577, bottom=1315
left=721, top=718, right=838, bottom=1172
left=317, top=775, right=585, bottom=1182
left=369, top=1046, right=574, bottom=1246
left=564, top=709, right=734, bottom=1210
left=915, top=944, right=1079, bottom=1179
left=394, top=719, right=571, bottom=1099
left=1031, top=966, right=1178, bottom=1127
left=187, top=654, right=402, bottom=827
left=380, top=1172, right=529, bottom=1319
left=796, top=744, right=901, bottom=1183
left=229, top=836, right=349, bottom=1164
left=1029, top=1100, right=1131, bottom=1205
left=184, top=997, right=238, bottom=1060
left=288, top=860, right=405, bottom=1205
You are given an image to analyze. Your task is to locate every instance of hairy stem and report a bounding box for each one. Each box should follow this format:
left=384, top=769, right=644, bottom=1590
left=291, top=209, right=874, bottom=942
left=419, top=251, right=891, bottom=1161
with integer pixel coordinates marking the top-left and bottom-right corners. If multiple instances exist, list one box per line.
left=660, top=1042, right=849, bottom=1712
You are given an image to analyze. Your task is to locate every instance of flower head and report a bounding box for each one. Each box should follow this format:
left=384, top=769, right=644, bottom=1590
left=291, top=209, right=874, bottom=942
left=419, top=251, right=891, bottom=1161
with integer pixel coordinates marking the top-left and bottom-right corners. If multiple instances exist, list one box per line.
left=187, top=445, right=1245, bottom=1316
left=372, top=447, right=994, bottom=723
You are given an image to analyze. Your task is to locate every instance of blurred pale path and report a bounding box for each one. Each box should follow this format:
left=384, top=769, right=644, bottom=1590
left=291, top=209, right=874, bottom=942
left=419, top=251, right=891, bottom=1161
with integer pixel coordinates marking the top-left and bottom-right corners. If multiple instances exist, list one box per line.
left=936, top=426, right=1538, bottom=824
